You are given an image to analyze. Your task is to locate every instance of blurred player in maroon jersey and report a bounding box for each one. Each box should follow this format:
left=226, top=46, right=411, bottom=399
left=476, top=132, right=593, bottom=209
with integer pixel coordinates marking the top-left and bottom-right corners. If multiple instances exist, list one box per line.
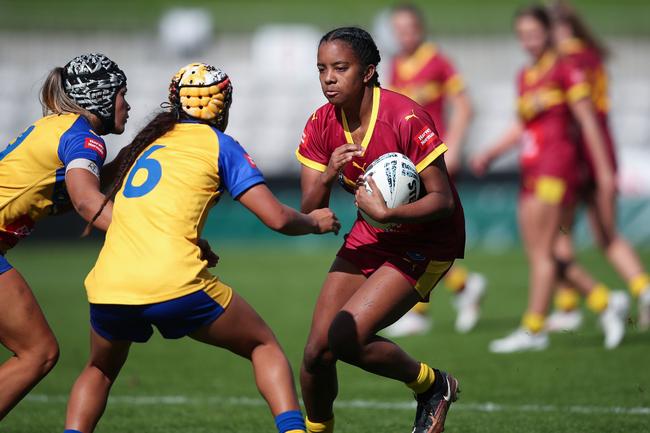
left=386, top=3, right=486, bottom=337
left=544, top=0, right=650, bottom=333
left=472, top=5, right=629, bottom=353
left=296, top=27, right=463, bottom=433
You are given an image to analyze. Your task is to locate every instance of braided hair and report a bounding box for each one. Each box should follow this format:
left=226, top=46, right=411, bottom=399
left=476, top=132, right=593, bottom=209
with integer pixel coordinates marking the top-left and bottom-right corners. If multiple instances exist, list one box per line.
left=82, top=110, right=177, bottom=236
left=320, top=27, right=381, bottom=86
left=84, top=63, right=233, bottom=235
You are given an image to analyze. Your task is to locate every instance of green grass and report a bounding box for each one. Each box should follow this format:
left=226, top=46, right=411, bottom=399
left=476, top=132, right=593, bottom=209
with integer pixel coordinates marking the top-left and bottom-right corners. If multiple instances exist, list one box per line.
left=2, top=0, right=650, bottom=35
left=2, top=242, right=650, bottom=432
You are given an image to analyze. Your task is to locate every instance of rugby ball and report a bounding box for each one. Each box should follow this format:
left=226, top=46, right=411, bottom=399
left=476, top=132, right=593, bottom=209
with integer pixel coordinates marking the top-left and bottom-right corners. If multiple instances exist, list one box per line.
left=360, top=152, right=420, bottom=229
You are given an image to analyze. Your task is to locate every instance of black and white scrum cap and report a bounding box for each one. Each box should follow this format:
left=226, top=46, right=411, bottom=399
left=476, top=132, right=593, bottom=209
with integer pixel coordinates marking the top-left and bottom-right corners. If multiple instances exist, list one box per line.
left=62, top=53, right=126, bottom=128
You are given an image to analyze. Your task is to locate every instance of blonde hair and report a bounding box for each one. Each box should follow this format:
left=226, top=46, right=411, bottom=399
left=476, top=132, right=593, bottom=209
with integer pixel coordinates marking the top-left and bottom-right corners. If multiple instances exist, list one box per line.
left=39, top=67, right=95, bottom=118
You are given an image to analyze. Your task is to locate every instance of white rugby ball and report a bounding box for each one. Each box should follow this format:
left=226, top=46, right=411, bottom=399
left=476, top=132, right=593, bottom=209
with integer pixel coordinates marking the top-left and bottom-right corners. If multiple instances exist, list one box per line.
left=360, top=152, right=420, bottom=229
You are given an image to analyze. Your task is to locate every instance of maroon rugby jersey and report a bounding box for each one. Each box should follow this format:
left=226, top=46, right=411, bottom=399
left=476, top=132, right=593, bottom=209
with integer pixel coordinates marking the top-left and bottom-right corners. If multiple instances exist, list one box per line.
left=296, top=86, right=465, bottom=261
left=389, top=42, right=465, bottom=139
left=516, top=51, right=589, bottom=181
left=559, top=38, right=617, bottom=176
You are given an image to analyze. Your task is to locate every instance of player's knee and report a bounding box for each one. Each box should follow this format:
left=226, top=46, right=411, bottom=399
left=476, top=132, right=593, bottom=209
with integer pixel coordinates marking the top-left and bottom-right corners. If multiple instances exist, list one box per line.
left=327, top=312, right=361, bottom=364
left=23, top=337, right=59, bottom=377
left=302, top=341, right=335, bottom=373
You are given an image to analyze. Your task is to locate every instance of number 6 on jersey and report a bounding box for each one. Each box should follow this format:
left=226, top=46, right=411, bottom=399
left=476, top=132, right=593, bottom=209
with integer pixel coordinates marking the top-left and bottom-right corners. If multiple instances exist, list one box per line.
left=123, top=145, right=165, bottom=198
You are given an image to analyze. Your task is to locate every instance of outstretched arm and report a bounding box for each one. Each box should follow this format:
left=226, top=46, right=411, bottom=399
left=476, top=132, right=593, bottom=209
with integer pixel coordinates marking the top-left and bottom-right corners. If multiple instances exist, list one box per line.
left=239, top=184, right=340, bottom=236
left=471, top=120, right=523, bottom=176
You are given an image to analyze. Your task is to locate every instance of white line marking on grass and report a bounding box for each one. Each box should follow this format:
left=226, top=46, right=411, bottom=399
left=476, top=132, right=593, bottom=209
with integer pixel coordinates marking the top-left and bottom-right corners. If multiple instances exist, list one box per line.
left=25, top=394, right=650, bottom=415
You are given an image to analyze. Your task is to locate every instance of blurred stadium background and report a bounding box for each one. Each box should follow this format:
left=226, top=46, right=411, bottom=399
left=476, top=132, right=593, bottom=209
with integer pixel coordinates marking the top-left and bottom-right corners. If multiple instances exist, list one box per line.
left=1, top=1, right=649, bottom=432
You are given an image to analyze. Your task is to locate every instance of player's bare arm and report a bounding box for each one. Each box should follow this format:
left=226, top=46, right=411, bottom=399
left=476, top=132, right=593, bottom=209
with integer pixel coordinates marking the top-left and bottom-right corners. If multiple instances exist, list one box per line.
left=355, top=157, right=454, bottom=224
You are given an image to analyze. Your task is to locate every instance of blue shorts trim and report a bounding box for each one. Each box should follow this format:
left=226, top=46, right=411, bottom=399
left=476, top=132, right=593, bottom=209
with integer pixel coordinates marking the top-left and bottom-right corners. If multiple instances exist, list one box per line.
left=0, top=255, right=13, bottom=275
left=90, top=289, right=226, bottom=343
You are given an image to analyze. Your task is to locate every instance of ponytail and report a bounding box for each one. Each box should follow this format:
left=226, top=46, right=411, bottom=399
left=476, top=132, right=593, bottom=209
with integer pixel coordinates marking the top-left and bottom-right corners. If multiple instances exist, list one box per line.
left=40, top=67, right=94, bottom=119
left=83, top=110, right=179, bottom=236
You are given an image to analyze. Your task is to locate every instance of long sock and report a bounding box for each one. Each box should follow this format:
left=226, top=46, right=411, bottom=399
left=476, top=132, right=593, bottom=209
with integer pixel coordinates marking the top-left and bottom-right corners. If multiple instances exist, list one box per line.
left=586, top=284, right=610, bottom=313
left=275, top=410, right=306, bottom=433
left=64, top=430, right=83, bottom=433
left=554, top=288, right=580, bottom=311
left=522, top=312, right=545, bottom=333
left=305, top=416, right=334, bottom=433
left=406, top=363, right=436, bottom=395
left=629, top=273, right=650, bottom=298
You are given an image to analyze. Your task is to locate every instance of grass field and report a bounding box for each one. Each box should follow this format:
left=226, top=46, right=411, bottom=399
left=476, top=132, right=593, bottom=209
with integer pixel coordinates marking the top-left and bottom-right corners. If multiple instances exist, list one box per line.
left=2, top=241, right=650, bottom=433
left=2, top=0, right=650, bottom=35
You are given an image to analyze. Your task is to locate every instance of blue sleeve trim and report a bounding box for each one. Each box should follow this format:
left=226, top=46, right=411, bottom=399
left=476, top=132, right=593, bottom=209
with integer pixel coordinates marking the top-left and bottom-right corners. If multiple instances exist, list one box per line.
left=214, top=129, right=266, bottom=200
left=57, top=117, right=106, bottom=168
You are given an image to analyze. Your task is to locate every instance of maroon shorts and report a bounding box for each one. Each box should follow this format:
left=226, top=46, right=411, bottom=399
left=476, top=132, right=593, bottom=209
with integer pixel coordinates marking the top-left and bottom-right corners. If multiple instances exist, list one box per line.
left=336, top=242, right=453, bottom=301
left=520, top=171, right=579, bottom=206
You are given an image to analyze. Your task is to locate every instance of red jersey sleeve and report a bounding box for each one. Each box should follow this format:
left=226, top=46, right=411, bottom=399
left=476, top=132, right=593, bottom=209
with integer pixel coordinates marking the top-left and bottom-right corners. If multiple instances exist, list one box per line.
left=398, top=106, right=448, bottom=173
left=559, top=59, right=591, bottom=104
left=295, top=112, right=329, bottom=172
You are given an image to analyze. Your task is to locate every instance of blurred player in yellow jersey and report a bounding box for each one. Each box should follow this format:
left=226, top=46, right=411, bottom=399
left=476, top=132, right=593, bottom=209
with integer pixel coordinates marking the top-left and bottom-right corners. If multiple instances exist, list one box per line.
left=0, top=53, right=129, bottom=420
left=385, top=3, right=486, bottom=336
left=62, top=63, right=339, bottom=433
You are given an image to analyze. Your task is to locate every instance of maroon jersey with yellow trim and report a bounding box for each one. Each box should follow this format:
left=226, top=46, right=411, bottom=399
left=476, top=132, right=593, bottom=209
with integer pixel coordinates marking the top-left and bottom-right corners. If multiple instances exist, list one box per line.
left=389, top=42, right=465, bottom=139
left=296, top=86, right=465, bottom=261
left=559, top=38, right=617, bottom=175
left=516, top=51, right=588, bottom=181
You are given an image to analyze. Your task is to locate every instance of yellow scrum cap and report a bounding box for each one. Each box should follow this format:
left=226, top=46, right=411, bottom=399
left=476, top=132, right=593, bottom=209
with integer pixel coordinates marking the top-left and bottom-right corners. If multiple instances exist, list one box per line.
left=169, top=62, right=232, bottom=124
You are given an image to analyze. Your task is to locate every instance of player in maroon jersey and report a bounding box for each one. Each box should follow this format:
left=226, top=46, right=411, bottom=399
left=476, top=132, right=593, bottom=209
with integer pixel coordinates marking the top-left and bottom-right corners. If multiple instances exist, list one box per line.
left=386, top=3, right=486, bottom=337
left=545, top=0, right=650, bottom=332
left=471, top=5, right=628, bottom=353
left=296, top=27, right=463, bottom=433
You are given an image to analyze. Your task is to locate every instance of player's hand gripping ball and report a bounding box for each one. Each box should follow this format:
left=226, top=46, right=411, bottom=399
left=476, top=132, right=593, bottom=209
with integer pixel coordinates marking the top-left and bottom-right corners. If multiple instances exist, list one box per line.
left=358, top=152, right=420, bottom=229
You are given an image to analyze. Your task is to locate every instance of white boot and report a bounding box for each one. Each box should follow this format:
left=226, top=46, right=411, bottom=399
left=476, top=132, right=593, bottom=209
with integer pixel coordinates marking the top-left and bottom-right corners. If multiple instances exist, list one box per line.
left=489, top=328, right=549, bottom=353
left=383, top=311, right=431, bottom=338
left=599, top=291, right=630, bottom=349
left=453, top=273, right=487, bottom=333
left=545, top=309, right=583, bottom=332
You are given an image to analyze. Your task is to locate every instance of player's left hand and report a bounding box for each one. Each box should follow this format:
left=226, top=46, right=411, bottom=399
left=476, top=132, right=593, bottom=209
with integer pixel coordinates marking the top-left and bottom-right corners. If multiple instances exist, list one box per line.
left=198, top=238, right=219, bottom=268
left=355, top=175, right=389, bottom=223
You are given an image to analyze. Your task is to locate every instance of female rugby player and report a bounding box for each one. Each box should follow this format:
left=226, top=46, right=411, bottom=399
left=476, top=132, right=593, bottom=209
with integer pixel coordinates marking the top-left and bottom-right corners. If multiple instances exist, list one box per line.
left=0, top=53, right=128, bottom=419
left=62, top=63, right=339, bottom=433
left=545, top=0, right=650, bottom=332
left=471, top=6, right=628, bottom=352
left=295, top=27, right=463, bottom=433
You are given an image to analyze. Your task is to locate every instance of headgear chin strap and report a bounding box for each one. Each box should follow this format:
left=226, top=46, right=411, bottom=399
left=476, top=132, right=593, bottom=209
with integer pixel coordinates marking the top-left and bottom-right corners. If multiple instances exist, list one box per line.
left=63, top=53, right=127, bottom=133
left=169, top=63, right=233, bottom=130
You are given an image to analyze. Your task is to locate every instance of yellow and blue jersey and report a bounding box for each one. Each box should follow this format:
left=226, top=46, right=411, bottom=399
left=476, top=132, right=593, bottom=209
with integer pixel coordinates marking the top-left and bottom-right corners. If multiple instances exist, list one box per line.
left=0, top=114, right=106, bottom=249
left=85, top=120, right=265, bottom=306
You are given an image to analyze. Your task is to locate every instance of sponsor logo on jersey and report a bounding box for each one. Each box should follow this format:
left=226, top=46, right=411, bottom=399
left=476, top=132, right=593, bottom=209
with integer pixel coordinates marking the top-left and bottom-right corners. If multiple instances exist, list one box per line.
left=352, top=161, right=367, bottom=172
left=404, top=110, right=419, bottom=121
left=415, top=126, right=436, bottom=148
left=244, top=153, right=257, bottom=168
left=84, top=137, right=106, bottom=158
